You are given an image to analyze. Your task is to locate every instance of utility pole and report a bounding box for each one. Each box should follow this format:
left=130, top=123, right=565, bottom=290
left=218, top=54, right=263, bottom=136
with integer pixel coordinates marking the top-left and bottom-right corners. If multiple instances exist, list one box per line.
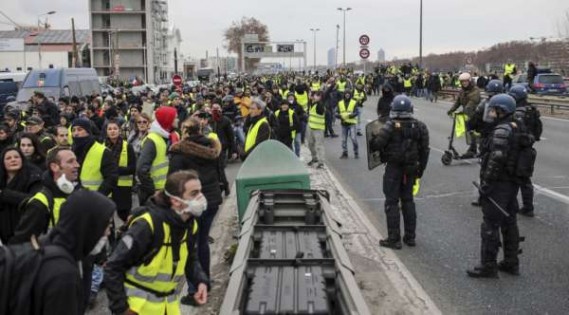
left=336, top=24, right=340, bottom=69
left=419, top=0, right=423, bottom=68
left=174, top=47, right=178, bottom=74
left=71, top=18, right=78, bottom=68
left=310, top=28, right=320, bottom=71
left=338, top=7, right=352, bottom=68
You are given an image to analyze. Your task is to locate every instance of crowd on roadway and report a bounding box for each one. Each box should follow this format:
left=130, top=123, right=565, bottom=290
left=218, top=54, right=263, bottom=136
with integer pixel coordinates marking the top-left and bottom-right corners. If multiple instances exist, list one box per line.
left=0, top=58, right=544, bottom=314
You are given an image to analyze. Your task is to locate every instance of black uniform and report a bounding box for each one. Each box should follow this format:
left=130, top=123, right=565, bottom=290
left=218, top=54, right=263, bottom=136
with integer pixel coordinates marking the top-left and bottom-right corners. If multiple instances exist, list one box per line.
left=371, top=117, right=430, bottom=246
left=514, top=99, right=542, bottom=216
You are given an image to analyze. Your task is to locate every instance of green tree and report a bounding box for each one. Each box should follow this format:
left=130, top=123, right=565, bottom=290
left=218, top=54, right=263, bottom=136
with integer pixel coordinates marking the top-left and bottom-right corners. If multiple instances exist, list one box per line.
left=224, top=17, right=270, bottom=72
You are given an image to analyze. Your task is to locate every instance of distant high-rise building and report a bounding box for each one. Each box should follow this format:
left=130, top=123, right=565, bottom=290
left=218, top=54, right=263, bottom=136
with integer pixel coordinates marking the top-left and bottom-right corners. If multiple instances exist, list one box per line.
left=327, top=48, right=336, bottom=68
left=377, top=49, right=386, bottom=63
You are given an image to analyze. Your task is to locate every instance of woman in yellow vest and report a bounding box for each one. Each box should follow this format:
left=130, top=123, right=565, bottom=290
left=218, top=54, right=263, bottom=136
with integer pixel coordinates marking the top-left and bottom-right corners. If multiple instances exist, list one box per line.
left=105, top=120, right=136, bottom=222
left=243, top=98, right=271, bottom=159
left=275, top=100, right=299, bottom=149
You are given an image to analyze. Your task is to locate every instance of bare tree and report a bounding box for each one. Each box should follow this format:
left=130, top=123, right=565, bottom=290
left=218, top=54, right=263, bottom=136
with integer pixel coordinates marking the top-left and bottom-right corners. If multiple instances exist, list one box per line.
left=224, top=17, right=270, bottom=72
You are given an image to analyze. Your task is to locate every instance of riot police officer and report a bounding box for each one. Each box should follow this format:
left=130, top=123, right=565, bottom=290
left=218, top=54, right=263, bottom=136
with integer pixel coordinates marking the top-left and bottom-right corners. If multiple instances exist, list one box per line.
left=467, top=94, right=525, bottom=278
left=371, top=95, right=430, bottom=249
left=509, top=85, right=542, bottom=217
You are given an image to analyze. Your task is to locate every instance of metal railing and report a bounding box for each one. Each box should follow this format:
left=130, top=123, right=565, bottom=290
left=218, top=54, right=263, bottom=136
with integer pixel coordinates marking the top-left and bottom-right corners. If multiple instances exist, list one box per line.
left=439, top=88, right=569, bottom=115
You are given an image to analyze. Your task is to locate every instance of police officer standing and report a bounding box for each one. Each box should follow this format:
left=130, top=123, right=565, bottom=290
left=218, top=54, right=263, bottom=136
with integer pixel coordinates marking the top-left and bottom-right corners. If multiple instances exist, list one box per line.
left=510, top=85, right=542, bottom=217
left=371, top=95, right=430, bottom=249
left=467, top=94, right=525, bottom=278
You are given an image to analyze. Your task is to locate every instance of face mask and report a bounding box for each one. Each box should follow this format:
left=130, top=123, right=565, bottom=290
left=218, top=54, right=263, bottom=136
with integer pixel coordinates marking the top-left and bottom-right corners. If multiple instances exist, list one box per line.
left=165, top=191, right=208, bottom=217
left=56, top=173, right=75, bottom=194
left=288, top=100, right=294, bottom=104
left=89, top=236, right=108, bottom=256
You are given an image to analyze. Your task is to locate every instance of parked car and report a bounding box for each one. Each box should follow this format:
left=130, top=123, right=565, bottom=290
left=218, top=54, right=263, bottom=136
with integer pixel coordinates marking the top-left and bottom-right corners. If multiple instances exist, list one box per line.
left=512, top=71, right=567, bottom=95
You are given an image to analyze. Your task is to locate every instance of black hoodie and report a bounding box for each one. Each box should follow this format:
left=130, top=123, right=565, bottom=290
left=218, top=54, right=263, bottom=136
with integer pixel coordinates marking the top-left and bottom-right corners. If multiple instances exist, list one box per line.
left=31, top=189, right=115, bottom=315
left=377, top=83, right=395, bottom=121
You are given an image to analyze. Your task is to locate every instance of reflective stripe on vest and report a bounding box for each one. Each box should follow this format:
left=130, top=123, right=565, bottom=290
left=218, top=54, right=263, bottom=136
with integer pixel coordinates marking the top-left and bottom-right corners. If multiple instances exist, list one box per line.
left=338, top=99, right=358, bottom=125
left=142, top=132, right=169, bottom=190
left=117, top=141, right=133, bottom=187
left=30, top=192, right=67, bottom=228
left=245, top=117, right=268, bottom=153
left=308, top=104, right=325, bottom=130
left=295, top=92, right=309, bottom=111
left=80, top=142, right=107, bottom=191
left=275, top=110, right=296, bottom=139
left=336, top=81, right=347, bottom=92
left=125, top=212, right=198, bottom=315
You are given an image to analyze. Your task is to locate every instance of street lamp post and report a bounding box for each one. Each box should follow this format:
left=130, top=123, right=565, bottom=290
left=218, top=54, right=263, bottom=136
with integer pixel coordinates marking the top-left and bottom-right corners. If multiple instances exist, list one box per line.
left=419, top=0, right=423, bottom=68
left=338, top=7, right=351, bottom=68
left=37, top=11, right=56, bottom=69
left=310, top=28, right=320, bottom=71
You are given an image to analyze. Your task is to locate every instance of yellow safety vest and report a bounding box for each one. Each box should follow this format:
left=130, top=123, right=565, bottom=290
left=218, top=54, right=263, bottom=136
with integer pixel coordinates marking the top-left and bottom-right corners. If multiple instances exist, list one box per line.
left=338, top=99, right=358, bottom=125
left=117, top=141, right=133, bottom=187
left=80, top=142, right=107, bottom=191
left=311, top=82, right=321, bottom=91
left=244, top=117, right=269, bottom=153
left=356, top=77, right=365, bottom=86
left=404, top=79, right=413, bottom=88
left=207, top=131, right=219, bottom=142
left=308, top=104, right=325, bottom=130
left=295, top=92, right=309, bottom=111
left=29, top=191, right=67, bottom=228
left=353, top=89, right=365, bottom=103
left=125, top=212, right=198, bottom=315
left=275, top=109, right=296, bottom=139
left=504, top=64, right=515, bottom=77
left=141, top=132, right=169, bottom=190
left=279, top=89, right=289, bottom=100
left=336, top=81, right=347, bottom=92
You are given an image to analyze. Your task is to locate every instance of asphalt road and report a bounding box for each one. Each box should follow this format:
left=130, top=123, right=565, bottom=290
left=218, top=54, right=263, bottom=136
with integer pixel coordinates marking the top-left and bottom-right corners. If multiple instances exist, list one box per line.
left=321, top=95, right=569, bottom=314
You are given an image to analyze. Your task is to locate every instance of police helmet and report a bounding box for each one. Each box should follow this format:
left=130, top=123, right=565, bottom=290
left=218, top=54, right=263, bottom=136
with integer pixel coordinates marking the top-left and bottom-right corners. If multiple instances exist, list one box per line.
left=390, top=95, right=413, bottom=119
left=485, top=79, right=504, bottom=94
left=487, top=94, right=516, bottom=115
left=508, top=85, right=528, bottom=102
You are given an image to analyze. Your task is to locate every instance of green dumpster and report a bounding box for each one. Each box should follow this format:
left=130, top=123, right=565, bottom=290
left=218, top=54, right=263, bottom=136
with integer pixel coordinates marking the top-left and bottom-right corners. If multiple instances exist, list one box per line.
left=235, top=140, right=311, bottom=221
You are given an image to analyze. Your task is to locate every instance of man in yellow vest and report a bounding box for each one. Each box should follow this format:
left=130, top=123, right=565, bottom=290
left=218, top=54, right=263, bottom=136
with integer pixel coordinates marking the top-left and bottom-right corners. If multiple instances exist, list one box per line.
left=105, top=170, right=209, bottom=315
left=403, top=75, right=413, bottom=95
left=307, top=90, right=326, bottom=169
left=337, top=90, right=360, bottom=159
left=243, top=98, right=271, bottom=159
left=275, top=100, right=299, bottom=149
left=503, top=60, right=517, bottom=90
left=10, top=146, right=80, bottom=244
left=71, top=118, right=118, bottom=196
left=353, top=83, right=368, bottom=136
left=137, top=106, right=177, bottom=204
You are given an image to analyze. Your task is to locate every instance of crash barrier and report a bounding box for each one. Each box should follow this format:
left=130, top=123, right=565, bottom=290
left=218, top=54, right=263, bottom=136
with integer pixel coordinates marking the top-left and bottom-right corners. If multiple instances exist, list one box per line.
left=439, top=88, right=569, bottom=115
left=220, top=189, right=372, bottom=315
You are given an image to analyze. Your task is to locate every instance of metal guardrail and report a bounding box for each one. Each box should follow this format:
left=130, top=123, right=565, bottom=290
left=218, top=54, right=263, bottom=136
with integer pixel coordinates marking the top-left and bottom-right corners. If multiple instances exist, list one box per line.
left=439, top=88, right=569, bottom=115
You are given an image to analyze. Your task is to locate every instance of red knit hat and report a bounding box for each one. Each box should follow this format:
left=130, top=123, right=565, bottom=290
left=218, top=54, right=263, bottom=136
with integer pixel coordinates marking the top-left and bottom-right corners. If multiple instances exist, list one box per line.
left=155, top=106, right=177, bottom=131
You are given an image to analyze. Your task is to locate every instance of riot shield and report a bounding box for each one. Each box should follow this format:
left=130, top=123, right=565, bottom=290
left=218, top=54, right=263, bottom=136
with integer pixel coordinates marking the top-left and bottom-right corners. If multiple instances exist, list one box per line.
left=366, top=119, right=385, bottom=170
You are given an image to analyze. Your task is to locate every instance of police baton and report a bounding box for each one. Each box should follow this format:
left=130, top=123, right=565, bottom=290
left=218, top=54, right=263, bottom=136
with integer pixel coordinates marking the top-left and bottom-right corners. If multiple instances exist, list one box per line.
left=472, top=181, right=510, bottom=217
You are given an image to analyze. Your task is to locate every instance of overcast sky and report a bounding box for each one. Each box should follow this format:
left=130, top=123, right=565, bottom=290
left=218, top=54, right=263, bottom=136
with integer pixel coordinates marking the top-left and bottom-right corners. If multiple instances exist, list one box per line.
left=2, top=0, right=568, bottom=66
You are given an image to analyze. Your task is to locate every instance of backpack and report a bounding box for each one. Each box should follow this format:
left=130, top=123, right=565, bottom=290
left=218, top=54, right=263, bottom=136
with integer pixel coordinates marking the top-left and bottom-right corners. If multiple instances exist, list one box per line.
left=18, top=188, right=55, bottom=230
left=506, top=122, right=536, bottom=178
left=0, top=236, right=73, bottom=315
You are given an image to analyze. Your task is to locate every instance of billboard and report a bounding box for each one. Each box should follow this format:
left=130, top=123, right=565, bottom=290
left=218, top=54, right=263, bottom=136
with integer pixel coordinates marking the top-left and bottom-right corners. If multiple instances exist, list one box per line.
left=277, top=45, right=294, bottom=53
left=0, top=38, right=24, bottom=52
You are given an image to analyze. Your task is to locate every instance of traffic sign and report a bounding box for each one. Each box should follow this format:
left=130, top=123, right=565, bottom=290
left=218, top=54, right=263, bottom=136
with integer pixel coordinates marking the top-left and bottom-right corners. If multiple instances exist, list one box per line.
left=359, top=48, right=370, bottom=59
left=359, top=34, right=370, bottom=46
left=172, top=74, right=182, bottom=86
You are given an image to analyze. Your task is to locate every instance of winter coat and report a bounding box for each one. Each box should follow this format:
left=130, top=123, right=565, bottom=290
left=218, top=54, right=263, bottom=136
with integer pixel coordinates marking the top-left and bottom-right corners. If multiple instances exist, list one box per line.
left=211, top=115, right=235, bottom=152
left=0, top=163, right=42, bottom=243
left=169, top=135, right=223, bottom=207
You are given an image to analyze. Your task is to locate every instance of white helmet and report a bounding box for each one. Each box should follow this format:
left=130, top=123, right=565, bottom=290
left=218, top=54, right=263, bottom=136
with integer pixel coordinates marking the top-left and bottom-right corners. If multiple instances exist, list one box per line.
left=458, top=72, right=471, bottom=81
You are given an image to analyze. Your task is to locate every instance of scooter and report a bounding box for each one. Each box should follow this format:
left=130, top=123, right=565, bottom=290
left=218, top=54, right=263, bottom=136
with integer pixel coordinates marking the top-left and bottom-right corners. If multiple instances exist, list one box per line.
left=441, top=112, right=478, bottom=166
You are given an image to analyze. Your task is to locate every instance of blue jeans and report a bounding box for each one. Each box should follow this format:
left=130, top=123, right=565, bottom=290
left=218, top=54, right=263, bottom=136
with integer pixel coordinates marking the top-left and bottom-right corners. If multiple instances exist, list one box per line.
left=342, top=125, right=358, bottom=155
left=91, top=264, right=104, bottom=293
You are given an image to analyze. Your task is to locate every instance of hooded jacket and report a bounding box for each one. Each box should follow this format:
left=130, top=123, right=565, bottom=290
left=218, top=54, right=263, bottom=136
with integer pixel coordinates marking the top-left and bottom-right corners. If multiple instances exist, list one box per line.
left=9, top=171, right=75, bottom=244
left=105, top=195, right=208, bottom=314
left=377, top=83, right=395, bottom=121
left=31, top=189, right=115, bottom=315
left=169, top=134, right=223, bottom=207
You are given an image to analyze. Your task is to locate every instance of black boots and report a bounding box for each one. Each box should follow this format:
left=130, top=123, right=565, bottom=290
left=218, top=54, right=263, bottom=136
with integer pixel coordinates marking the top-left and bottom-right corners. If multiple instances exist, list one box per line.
left=498, top=261, right=520, bottom=275
left=380, top=239, right=402, bottom=249
left=381, top=205, right=403, bottom=250
left=401, top=201, right=416, bottom=247
left=467, top=263, right=499, bottom=278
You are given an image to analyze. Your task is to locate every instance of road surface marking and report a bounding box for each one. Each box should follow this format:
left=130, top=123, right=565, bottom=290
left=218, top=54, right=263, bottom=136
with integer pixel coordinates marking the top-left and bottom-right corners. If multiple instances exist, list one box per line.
left=533, top=184, right=569, bottom=205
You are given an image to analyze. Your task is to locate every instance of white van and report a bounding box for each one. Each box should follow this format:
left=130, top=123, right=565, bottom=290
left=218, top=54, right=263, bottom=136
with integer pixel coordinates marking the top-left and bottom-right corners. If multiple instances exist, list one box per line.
left=16, top=68, right=101, bottom=106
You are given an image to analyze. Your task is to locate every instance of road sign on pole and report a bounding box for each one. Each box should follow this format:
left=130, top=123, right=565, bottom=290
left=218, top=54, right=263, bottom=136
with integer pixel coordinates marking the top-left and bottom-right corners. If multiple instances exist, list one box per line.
left=172, top=74, right=182, bottom=86
left=359, top=34, right=370, bottom=46
left=359, top=48, right=370, bottom=59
